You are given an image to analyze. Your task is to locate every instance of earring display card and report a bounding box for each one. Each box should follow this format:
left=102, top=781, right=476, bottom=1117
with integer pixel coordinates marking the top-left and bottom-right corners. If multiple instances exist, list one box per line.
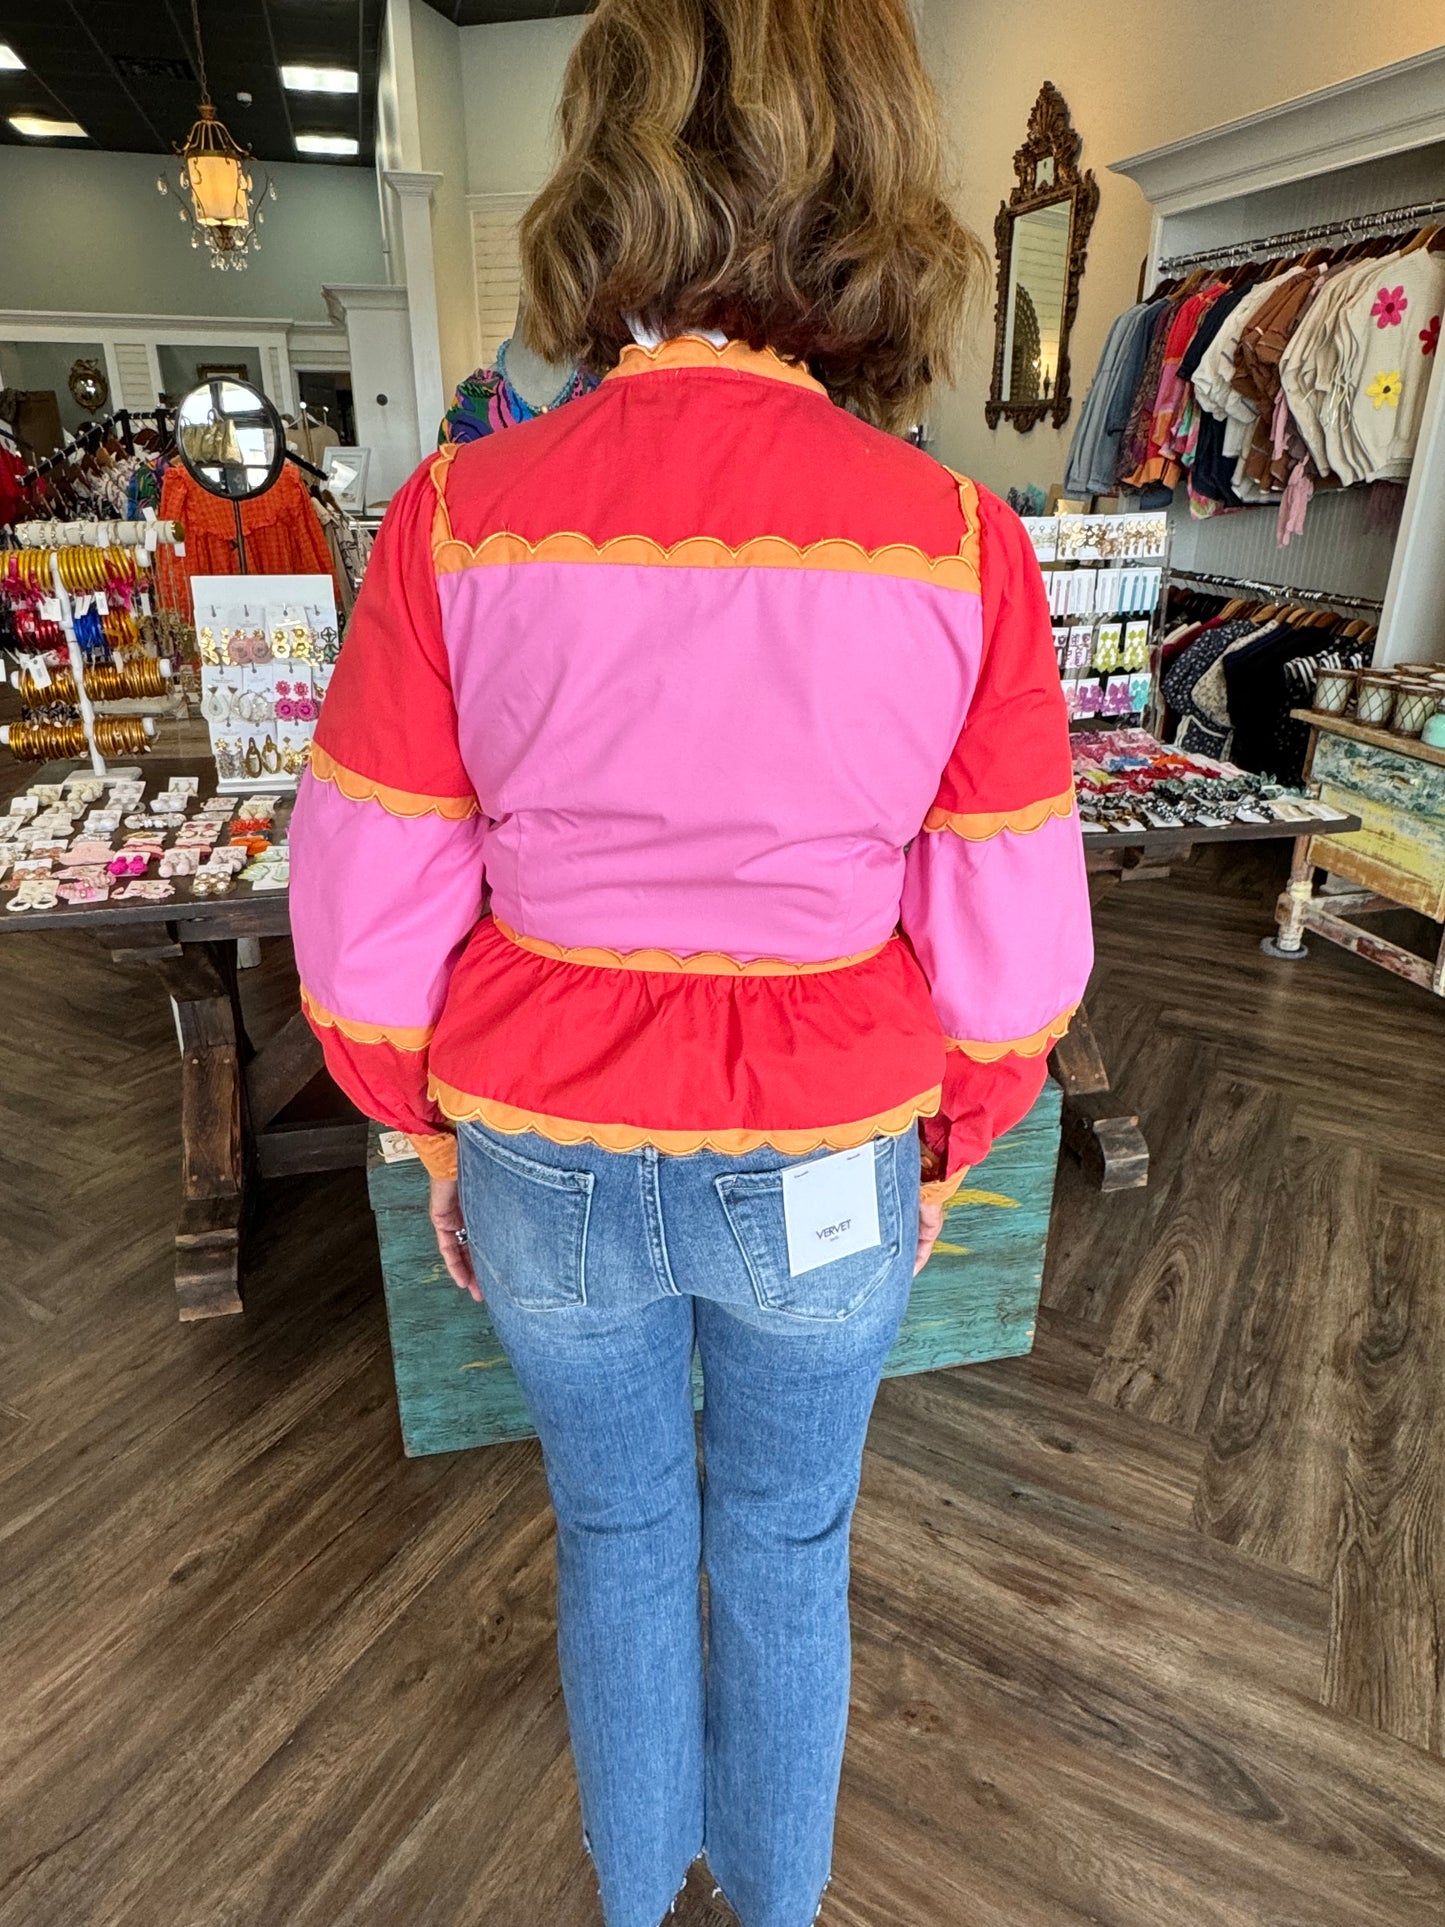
left=192, top=574, right=339, bottom=792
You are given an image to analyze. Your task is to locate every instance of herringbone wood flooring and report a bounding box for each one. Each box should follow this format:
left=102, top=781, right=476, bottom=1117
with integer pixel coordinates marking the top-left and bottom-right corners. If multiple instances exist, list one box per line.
left=2, top=840, right=1444, bottom=1926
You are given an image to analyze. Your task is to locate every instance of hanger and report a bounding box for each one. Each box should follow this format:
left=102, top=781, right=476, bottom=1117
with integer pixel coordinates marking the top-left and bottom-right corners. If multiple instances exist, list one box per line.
left=1398, top=222, right=1438, bottom=257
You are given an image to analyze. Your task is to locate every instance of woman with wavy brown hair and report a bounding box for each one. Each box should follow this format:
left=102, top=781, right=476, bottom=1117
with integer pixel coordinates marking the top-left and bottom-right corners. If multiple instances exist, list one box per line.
left=290, top=1, right=1093, bottom=1920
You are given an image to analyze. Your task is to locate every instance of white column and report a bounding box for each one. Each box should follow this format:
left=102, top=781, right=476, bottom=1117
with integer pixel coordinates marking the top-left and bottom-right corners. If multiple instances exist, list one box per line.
left=383, top=169, right=447, bottom=447
left=324, top=284, right=422, bottom=503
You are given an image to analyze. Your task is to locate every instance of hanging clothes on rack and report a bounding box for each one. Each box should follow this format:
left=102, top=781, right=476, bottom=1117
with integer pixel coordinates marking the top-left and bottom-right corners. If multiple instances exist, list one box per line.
left=287, top=408, right=340, bottom=468
left=154, top=460, right=340, bottom=613
left=1065, top=200, right=1445, bottom=541
left=1158, top=576, right=1377, bottom=780
left=1063, top=298, right=1169, bottom=497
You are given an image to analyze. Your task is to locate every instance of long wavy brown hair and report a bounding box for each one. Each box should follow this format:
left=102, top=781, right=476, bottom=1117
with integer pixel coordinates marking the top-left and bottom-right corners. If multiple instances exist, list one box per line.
left=519, top=0, right=985, bottom=429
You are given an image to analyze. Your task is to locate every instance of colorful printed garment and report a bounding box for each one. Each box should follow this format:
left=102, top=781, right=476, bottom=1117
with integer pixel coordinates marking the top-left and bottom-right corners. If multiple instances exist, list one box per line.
left=439, top=339, right=600, bottom=444
left=290, top=337, right=1093, bottom=1200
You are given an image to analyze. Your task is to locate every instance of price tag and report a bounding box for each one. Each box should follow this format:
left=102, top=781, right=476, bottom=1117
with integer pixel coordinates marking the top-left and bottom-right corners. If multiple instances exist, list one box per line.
left=781, top=1146, right=882, bottom=1277
left=28, top=654, right=52, bottom=689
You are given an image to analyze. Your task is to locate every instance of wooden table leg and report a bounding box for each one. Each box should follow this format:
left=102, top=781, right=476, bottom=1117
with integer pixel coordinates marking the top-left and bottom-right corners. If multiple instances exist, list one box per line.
left=1262, top=832, right=1316, bottom=961
left=245, top=1007, right=370, bottom=1178
left=151, top=946, right=247, bottom=1320
left=1049, top=1002, right=1149, bottom=1193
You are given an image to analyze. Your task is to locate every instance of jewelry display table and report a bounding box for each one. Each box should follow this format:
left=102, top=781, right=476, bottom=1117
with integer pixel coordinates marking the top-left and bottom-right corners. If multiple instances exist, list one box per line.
left=1056, top=805, right=1362, bottom=1191
left=0, top=757, right=365, bottom=1320
left=1270, top=711, right=1445, bottom=996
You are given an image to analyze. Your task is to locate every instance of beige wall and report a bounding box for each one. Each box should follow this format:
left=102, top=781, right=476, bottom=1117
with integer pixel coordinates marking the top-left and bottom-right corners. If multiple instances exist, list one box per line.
left=460, top=16, right=585, bottom=198
left=917, top=3, right=1445, bottom=496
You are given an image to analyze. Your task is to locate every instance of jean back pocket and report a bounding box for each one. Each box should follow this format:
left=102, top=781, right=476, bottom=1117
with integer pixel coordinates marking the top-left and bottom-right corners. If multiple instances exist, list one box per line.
left=459, top=1124, right=594, bottom=1310
left=714, top=1139, right=903, bottom=1320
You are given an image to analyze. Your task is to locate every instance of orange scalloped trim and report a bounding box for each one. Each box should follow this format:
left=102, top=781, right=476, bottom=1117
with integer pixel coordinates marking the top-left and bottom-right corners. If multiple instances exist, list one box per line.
left=411, top=1133, right=459, bottom=1180
left=947, top=470, right=983, bottom=581
left=493, top=918, right=889, bottom=978
left=429, top=442, right=459, bottom=553
left=946, top=1005, right=1077, bottom=1063
left=430, top=1080, right=942, bottom=1156
left=308, top=743, right=480, bottom=821
left=921, top=1169, right=971, bottom=1205
left=301, top=987, right=434, bottom=1052
left=605, top=338, right=826, bottom=394
left=924, top=787, right=1077, bottom=839
left=433, top=525, right=981, bottom=592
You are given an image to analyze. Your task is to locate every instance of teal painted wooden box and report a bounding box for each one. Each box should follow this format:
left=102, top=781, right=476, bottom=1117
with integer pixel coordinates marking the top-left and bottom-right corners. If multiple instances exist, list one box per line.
left=367, top=1080, right=1061, bottom=1457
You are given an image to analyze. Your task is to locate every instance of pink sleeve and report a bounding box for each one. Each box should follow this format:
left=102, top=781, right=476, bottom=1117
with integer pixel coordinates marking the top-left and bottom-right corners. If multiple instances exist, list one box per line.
left=289, top=461, right=487, bottom=1179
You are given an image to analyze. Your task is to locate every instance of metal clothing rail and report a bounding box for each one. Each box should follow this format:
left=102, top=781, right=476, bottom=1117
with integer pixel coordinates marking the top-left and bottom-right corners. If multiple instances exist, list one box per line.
left=1155, top=196, right=1445, bottom=276
left=1166, top=568, right=1384, bottom=614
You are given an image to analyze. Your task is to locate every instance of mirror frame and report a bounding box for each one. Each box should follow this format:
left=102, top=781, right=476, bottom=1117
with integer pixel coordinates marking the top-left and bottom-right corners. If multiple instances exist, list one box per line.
left=174, top=376, right=287, bottom=502
left=986, top=82, right=1099, bottom=434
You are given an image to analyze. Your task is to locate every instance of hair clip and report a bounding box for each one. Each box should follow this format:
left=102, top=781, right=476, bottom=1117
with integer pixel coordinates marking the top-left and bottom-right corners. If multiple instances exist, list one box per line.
left=8, top=878, right=59, bottom=911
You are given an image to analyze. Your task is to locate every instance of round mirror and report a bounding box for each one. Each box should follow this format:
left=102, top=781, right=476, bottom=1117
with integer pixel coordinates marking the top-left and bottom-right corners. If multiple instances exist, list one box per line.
left=175, top=377, right=285, bottom=500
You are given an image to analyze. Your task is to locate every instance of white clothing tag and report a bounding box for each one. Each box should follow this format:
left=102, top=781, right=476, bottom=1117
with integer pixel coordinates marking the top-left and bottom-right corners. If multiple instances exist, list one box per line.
left=782, top=1145, right=881, bottom=1277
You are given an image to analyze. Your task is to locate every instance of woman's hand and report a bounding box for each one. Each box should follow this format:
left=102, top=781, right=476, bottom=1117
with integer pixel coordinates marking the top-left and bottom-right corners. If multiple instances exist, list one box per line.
left=914, top=1199, right=945, bottom=1275
left=430, top=1177, right=481, bottom=1301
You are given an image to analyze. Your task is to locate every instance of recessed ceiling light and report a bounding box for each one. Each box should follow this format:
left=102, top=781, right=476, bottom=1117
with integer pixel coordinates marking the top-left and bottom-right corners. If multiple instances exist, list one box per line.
left=9, top=114, right=87, bottom=139
left=296, top=132, right=358, bottom=157
left=281, top=65, right=358, bottom=94
left=0, top=44, right=26, bottom=70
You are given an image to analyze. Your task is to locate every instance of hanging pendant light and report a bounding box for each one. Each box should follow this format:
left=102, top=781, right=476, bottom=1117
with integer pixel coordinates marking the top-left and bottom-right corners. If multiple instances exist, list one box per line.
left=156, top=0, right=275, bottom=270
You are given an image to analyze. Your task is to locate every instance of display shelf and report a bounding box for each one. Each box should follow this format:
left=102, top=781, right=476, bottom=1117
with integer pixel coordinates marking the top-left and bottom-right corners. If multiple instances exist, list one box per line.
left=1290, top=708, right=1445, bottom=773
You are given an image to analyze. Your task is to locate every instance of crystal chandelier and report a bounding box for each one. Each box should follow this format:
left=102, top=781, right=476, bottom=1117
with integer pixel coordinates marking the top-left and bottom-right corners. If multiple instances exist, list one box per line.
left=156, top=0, right=275, bottom=270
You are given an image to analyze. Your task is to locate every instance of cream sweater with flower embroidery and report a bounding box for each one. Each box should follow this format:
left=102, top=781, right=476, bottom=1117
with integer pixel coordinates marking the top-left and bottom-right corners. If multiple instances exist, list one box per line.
left=1346, top=253, right=1445, bottom=484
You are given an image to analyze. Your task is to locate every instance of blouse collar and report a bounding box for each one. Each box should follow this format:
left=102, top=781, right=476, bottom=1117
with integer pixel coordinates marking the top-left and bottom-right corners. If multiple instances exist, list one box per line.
left=608, top=332, right=826, bottom=396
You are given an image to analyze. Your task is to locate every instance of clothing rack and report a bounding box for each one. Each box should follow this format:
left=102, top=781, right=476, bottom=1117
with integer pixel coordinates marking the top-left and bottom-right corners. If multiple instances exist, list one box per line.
left=1154, top=195, right=1445, bottom=277
left=14, top=407, right=174, bottom=489
left=1166, top=568, right=1383, bottom=614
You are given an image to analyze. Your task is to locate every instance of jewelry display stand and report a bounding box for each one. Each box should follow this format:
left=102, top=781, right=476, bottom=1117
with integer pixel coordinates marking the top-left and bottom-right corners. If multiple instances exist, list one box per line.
left=192, top=573, right=337, bottom=792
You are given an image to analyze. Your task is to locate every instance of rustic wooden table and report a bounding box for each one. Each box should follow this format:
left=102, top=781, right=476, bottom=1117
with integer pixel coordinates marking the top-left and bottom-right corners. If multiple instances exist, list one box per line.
left=1053, top=803, right=1362, bottom=1192
left=1270, top=710, right=1445, bottom=996
left=0, top=757, right=365, bottom=1320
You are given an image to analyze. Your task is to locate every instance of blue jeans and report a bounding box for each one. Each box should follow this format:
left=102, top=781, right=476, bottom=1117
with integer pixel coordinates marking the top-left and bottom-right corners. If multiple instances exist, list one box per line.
left=457, top=1120, right=920, bottom=1927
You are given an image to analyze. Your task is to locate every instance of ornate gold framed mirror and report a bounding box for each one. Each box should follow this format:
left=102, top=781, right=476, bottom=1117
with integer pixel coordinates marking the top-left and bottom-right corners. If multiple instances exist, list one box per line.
left=986, top=83, right=1098, bottom=433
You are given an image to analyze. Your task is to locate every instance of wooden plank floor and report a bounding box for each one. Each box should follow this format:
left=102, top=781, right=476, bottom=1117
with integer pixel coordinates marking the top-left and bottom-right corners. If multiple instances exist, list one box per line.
left=3, top=841, right=1445, bottom=1925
